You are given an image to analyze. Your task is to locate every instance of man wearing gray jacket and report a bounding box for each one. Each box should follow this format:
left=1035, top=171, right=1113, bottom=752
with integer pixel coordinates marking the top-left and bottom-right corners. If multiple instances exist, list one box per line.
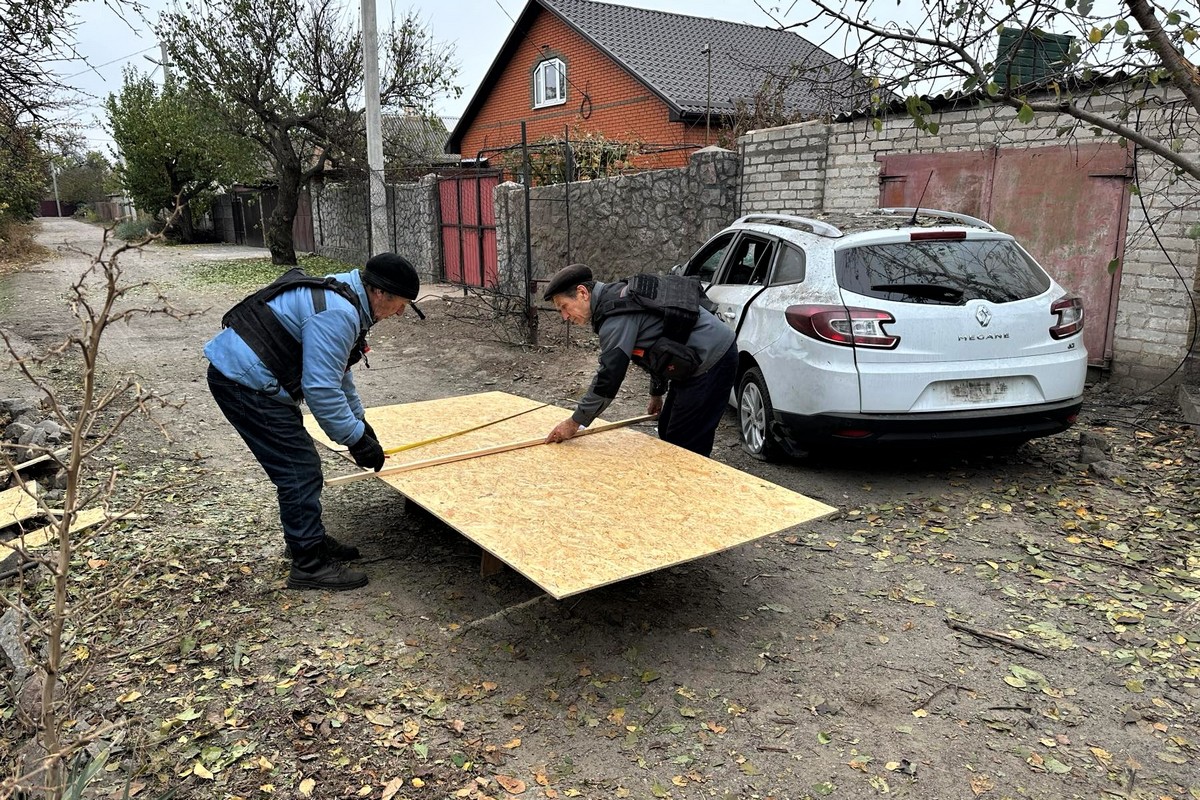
left=543, top=263, right=736, bottom=457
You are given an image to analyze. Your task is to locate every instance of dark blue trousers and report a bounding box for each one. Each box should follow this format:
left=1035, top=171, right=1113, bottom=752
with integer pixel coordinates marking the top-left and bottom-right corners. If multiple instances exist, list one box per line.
left=207, top=365, right=326, bottom=550
left=658, top=343, right=737, bottom=457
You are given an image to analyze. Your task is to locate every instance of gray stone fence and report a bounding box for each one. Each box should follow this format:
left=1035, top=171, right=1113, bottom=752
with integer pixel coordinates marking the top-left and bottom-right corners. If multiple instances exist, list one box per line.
left=493, top=147, right=741, bottom=298
left=311, top=175, right=439, bottom=284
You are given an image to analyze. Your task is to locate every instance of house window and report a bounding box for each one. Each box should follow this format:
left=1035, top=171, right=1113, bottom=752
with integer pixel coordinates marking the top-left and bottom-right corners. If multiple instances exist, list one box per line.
left=533, top=58, right=566, bottom=109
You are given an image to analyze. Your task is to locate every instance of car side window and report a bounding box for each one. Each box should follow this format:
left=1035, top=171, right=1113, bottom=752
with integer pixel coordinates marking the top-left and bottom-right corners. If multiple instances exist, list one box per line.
left=771, top=244, right=805, bottom=285
left=685, top=233, right=735, bottom=283
left=719, top=236, right=775, bottom=286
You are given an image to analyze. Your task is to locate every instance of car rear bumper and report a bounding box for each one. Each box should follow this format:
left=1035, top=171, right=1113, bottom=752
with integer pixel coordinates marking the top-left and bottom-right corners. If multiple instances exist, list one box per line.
left=774, top=397, right=1083, bottom=448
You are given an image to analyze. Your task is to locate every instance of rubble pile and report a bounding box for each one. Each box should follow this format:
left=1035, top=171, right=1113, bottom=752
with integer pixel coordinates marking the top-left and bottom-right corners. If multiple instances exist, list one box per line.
left=1, top=396, right=69, bottom=500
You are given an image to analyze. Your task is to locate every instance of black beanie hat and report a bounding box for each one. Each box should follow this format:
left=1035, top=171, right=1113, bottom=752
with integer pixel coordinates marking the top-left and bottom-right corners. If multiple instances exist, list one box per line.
left=542, top=263, right=593, bottom=300
left=363, top=253, right=420, bottom=300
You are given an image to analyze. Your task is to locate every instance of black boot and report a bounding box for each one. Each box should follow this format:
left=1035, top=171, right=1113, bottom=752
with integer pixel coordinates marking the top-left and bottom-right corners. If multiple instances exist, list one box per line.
left=321, top=533, right=361, bottom=561
left=287, top=545, right=368, bottom=591
left=283, top=534, right=361, bottom=561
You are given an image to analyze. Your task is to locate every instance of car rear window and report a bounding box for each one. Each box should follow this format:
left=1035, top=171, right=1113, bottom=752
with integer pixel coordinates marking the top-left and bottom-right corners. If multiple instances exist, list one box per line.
left=836, top=239, right=1051, bottom=304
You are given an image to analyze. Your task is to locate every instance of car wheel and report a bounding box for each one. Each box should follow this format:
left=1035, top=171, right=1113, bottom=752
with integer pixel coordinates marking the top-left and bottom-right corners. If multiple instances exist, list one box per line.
left=738, top=367, right=782, bottom=461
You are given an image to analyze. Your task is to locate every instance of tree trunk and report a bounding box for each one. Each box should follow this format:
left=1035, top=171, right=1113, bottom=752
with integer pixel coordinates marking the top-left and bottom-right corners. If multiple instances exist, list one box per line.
left=267, top=148, right=302, bottom=266
left=174, top=205, right=196, bottom=243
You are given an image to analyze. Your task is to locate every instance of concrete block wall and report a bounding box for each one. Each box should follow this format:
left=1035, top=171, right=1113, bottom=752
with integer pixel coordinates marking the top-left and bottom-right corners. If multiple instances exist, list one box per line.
left=739, top=88, right=1200, bottom=392
left=494, top=147, right=741, bottom=301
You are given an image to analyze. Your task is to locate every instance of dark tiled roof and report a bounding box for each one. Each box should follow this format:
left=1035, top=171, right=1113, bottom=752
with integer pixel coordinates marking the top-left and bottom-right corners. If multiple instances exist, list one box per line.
left=383, top=114, right=458, bottom=164
left=542, top=0, right=856, bottom=117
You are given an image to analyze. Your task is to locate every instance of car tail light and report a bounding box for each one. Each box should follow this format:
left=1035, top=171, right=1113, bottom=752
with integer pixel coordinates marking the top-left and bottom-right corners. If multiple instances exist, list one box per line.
left=785, top=305, right=899, bottom=349
left=1049, top=296, right=1084, bottom=339
left=910, top=230, right=966, bottom=240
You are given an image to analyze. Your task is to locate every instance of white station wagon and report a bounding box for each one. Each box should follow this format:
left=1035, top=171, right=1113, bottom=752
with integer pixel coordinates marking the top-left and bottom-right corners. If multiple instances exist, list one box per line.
left=678, top=209, right=1088, bottom=459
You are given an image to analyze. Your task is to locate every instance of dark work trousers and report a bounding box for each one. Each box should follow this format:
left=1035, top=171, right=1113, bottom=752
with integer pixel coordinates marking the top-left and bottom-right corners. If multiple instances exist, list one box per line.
left=658, top=343, right=738, bottom=457
left=207, top=364, right=326, bottom=551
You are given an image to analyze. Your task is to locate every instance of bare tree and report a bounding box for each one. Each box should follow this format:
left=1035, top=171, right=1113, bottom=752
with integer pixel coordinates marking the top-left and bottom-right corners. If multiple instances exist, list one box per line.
left=159, top=0, right=459, bottom=265
left=770, top=0, right=1200, bottom=182
left=0, top=225, right=190, bottom=799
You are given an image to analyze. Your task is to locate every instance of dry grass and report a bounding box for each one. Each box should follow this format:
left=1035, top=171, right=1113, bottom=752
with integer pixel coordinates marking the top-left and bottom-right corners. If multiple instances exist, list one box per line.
left=0, top=219, right=52, bottom=277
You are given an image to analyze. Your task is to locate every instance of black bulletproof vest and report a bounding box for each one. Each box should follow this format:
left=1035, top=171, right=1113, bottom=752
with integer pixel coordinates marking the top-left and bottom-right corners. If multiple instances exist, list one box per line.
left=591, top=274, right=705, bottom=343
left=221, top=268, right=368, bottom=401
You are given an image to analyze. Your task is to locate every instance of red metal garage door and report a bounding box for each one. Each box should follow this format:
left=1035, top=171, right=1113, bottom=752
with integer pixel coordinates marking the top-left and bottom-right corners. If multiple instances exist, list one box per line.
left=878, top=144, right=1130, bottom=365
left=438, top=173, right=499, bottom=288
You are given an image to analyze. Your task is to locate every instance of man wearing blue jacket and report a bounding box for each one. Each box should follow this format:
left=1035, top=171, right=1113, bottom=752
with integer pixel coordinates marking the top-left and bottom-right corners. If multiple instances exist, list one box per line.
left=205, top=253, right=422, bottom=591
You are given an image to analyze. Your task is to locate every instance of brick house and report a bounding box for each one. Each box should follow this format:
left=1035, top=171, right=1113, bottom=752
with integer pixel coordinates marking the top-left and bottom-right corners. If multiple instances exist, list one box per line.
left=446, top=0, right=859, bottom=173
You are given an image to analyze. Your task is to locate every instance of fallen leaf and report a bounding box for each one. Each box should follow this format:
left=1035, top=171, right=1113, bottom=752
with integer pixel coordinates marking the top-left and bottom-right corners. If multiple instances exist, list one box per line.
left=503, top=738, right=521, bottom=749
left=970, top=775, right=994, bottom=795
left=912, top=709, right=928, bottom=718
left=365, top=710, right=395, bottom=727
left=193, top=763, right=214, bottom=781
left=496, top=775, right=526, bottom=794
left=299, top=778, right=315, bottom=797
left=381, top=778, right=404, bottom=800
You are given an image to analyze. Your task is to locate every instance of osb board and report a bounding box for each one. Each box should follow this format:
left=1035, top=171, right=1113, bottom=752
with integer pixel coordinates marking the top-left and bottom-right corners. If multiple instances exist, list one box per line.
left=0, top=508, right=107, bottom=570
left=307, top=392, right=836, bottom=599
left=0, top=482, right=40, bottom=529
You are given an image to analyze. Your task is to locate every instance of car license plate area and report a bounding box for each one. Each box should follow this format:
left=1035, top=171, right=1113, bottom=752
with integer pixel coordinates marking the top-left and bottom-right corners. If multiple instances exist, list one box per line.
left=905, top=376, right=1042, bottom=411
left=948, top=379, right=1009, bottom=403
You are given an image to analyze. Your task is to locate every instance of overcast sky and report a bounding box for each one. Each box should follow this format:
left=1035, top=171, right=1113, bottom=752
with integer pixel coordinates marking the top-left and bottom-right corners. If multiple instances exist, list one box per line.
left=55, top=0, right=798, bottom=158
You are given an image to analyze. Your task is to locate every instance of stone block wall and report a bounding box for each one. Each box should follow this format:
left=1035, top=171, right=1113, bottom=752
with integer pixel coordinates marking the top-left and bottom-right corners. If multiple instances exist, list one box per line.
left=312, top=181, right=369, bottom=266
left=739, top=88, right=1200, bottom=391
left=389, top=175, right=439, bottom=283
left=494, top=147, right=741, bottom=300
left=311, top=176, right=439, bottom=284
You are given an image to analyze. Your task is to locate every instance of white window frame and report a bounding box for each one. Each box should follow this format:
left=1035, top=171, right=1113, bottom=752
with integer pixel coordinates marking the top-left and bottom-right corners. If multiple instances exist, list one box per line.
left=533, top=58, right=566, bottom=109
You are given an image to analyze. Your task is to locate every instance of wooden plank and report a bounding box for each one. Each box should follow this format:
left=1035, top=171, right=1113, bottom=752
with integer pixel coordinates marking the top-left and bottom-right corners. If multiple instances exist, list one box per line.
left=0, top=448, right=67, bottom=481
left=479, top=550, right=505, bottom=578
left=327, top=414, right=655, bottom=486
left=0, top=482, right=40, bottom=529
left=0, top=507, right=106, bottom=572
left=307, top=392, right=837, bottom=599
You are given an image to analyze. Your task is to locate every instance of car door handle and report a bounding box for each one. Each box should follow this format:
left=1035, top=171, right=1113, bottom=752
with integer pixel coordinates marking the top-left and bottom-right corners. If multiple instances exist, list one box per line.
left=717, top=311, right=735, bottom=321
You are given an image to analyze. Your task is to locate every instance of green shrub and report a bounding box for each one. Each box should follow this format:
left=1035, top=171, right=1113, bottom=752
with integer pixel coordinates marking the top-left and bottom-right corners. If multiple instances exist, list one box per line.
left=112, top=217, right=161, bottom=241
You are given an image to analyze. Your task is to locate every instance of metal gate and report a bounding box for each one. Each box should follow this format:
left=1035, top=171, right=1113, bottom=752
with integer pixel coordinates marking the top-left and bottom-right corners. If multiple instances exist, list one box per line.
left=438, top=172, right=500, bottom=287
left=878, top=143, right=1131, bottom=365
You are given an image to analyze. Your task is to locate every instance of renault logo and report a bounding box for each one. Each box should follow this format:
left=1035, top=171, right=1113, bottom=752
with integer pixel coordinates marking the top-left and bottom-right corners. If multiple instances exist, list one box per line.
left=975, top=306, right=992, bottom=327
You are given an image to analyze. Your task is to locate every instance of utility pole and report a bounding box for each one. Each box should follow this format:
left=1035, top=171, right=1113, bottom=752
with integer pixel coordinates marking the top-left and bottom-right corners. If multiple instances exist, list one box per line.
left=702, top=44, right=712, bottom=146
left=144, top=42, right=174, bottom=84
left=50, top=160, right=62, bottom=217
left=160, top=41, right=172, bottom=83
left=361, top=0, right=388, bottom=256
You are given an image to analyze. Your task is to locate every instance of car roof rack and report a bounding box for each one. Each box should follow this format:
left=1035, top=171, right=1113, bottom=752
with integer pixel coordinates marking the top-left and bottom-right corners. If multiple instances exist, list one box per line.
left=877, top=207, right=996, bottom=231
left=734, top=213, right=844, bottom=238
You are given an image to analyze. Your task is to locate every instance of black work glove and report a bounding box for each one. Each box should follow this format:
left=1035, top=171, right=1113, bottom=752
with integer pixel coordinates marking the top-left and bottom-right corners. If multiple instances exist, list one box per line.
left=360, top=420, right=377, bottom=443
left=348, top=431, right=385, bottom=472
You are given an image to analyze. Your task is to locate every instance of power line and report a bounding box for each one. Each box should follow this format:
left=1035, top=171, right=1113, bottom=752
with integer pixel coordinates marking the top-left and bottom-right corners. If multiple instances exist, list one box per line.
left=61, top=44, right=160, bottom=79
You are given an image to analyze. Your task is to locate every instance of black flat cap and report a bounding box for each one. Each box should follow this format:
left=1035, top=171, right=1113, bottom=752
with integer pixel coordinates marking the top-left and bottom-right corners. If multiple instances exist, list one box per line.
left=542, top=263, right=593, bottom=300
left=363, top=253, right=420, bottom=300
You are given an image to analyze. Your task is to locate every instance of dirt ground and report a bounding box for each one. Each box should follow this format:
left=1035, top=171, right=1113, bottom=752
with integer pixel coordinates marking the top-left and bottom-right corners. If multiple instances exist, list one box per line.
left=1, top=217, right=1198, bottom=800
